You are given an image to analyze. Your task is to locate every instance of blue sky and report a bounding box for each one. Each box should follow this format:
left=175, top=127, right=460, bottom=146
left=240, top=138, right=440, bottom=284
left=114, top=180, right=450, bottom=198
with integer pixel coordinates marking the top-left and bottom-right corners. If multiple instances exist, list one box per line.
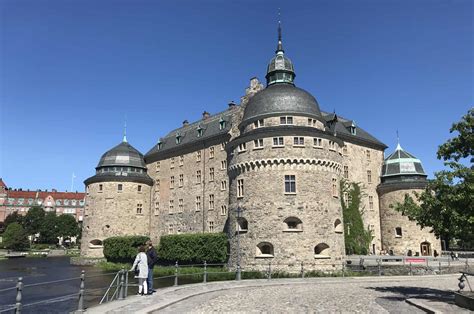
left=1, top=0, right=472, bottom=191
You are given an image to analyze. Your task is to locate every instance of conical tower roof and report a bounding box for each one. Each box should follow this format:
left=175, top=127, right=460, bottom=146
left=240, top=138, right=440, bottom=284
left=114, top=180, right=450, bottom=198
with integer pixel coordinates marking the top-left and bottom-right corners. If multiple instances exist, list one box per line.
left=381, top=143, right=427, bottom=180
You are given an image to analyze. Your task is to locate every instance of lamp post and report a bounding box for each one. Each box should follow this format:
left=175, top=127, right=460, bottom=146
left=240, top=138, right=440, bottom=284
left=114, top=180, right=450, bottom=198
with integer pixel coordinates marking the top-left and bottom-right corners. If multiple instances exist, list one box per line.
left=235, top=206, right=244, bottom=281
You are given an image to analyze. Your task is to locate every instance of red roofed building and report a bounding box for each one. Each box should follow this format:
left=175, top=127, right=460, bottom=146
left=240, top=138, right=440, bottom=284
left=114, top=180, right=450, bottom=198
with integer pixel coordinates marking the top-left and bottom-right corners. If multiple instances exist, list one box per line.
left=0, top=178, right=85, bottom=223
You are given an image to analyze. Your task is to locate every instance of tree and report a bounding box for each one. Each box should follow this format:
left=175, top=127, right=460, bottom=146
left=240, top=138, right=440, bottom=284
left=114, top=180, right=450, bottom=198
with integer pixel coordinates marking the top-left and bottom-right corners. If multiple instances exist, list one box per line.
left=38, top=212, right=59, bottom=244
left=341, top=181, right=373, bottom=255
left=3, top=223, right=29, bottom=251
left=394, top=108, right=474, bottom=248
left=56, top=214, right=80, bottom=239
left=23, top=206, right=45, bottom=236
left=4, top=212, right=24, bottom=228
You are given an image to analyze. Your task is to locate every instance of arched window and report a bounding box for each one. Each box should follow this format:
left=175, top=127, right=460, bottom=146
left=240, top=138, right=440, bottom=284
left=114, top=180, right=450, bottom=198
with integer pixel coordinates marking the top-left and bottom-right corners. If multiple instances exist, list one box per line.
left=334, top=219, right=343, bottom=233
left=89, top=239, right=103, bottom=248
left=283, top=217, right=303, bottom=232
left=314, top=243, right=330, bottom=259
left=256, top=242, right=274, bottom=258
left=236, top=217, right=248, bottom=233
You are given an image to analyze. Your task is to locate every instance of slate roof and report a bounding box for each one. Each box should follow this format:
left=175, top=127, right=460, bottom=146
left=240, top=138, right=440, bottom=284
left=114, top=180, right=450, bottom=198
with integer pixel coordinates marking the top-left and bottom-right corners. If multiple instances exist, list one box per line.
left=97, top=141, right=147, bottom=169
left=145, top=106, right=238, bottom=159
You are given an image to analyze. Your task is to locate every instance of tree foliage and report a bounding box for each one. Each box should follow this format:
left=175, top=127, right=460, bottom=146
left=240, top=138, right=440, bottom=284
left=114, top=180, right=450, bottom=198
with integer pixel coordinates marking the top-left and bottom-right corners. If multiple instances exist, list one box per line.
left=56, top=214, right=80, bottom=239
left=38, top=212, right=59, bottom=244
left=157, top=233, right=228, bottom=264
left=341, top=181, right=373, bottom=255
left=394, top=108, right=474, bottom=248
left=103, top=235, right=150, bottom=263
left=3, top=223, right=29, bottom=251
left=23, top=206, right=45, bottom=236
left=4, top=212, right=24, bottom=229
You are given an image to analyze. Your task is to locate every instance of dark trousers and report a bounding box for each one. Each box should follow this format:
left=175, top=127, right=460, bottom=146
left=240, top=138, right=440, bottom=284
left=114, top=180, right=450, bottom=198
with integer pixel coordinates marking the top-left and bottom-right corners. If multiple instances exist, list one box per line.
left=147, top=268, right=154, bottom=292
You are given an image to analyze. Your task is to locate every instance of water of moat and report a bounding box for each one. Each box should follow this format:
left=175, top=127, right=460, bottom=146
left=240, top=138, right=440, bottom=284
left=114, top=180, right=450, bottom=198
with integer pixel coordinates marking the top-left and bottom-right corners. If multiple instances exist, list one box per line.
left=0, top=257, right=184, bottom=313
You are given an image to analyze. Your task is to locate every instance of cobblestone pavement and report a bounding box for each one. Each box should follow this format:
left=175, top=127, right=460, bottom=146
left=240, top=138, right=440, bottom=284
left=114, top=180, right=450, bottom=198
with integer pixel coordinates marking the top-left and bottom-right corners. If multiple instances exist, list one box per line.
left=88, top=274, right=469, bottom=313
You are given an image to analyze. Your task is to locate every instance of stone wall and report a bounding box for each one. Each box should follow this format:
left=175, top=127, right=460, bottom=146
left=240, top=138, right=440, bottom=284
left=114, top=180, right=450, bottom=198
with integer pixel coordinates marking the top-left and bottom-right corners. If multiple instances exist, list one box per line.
left=379, top=188, right=440, bottom=256
left=81, top=181, right=151, bottom=258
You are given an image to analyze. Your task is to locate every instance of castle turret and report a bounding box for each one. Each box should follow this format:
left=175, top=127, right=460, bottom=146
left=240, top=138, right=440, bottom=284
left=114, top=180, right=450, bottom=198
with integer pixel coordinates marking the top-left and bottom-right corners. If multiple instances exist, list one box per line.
left=81, top=136, right=153, bottom=258
left=377, top=143, right=440, bottom=256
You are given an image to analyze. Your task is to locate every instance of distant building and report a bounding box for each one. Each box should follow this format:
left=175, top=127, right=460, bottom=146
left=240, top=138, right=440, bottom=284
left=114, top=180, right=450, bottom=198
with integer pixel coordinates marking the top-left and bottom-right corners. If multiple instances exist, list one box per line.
left=0, top=178, right=85, bottom=223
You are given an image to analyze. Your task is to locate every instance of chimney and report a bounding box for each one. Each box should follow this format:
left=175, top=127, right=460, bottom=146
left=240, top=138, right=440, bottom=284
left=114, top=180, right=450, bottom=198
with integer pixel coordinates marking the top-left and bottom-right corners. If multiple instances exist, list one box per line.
left=182, top=120, right=189, bottom=127
left=202, top=111, right=210, bottom=120
left=228, top=101, right=237, bottom=109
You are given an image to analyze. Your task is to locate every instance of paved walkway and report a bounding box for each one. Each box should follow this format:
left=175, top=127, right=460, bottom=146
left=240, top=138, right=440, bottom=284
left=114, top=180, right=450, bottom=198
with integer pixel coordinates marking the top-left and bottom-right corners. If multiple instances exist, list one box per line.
left=87, top=274, right=470, bottom=313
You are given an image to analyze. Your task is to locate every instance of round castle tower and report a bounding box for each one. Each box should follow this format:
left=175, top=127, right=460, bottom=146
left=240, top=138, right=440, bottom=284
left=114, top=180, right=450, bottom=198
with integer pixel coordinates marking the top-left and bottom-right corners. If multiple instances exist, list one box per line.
left=227, top=24, right=345, bottom=271
left=377, top=143, right=440, bottom=256
left=81, top=136, right=153, bottom=258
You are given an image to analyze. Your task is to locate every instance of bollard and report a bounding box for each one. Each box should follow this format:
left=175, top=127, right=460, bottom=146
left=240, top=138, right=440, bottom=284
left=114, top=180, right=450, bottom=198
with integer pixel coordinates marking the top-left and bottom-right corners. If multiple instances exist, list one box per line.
left=377, top=259, right=381, bottom=276
left=301, top=262, right=305, bottom=279
left=342, top=262, right=345, bottom=278
left=267, top=262, right=272, bottom=280
left=15, top=277, right=23, bottom=314
left=174, top=261, right=179, bottom=286
left=118, top=269, right=125, bottom=300
left=236, top=264, right=241, bottom=281
left=409, top=262, right=413, bottom=276
left=203, top=261, right=207, bottom=283
left=438, top=260, right=441, bottom=272
left=77, top=270, right=85, bottom=313
left=426, top=258, right=429, bottom=267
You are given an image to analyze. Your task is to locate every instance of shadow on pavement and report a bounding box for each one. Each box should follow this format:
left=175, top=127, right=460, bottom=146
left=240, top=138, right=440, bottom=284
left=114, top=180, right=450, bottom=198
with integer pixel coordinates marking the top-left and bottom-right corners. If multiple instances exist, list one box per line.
left=366, top=286, right=455, bottom=303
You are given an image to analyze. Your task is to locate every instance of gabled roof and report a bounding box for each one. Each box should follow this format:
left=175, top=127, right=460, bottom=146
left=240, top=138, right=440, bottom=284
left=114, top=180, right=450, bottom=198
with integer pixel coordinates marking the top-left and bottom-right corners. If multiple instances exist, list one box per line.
left=0, top=178, right=6, bottom=188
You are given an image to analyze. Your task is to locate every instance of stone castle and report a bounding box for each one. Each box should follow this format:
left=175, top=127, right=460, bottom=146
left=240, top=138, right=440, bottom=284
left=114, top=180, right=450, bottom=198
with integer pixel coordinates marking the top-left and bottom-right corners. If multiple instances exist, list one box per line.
left=81, top=25, right=440, bottom=270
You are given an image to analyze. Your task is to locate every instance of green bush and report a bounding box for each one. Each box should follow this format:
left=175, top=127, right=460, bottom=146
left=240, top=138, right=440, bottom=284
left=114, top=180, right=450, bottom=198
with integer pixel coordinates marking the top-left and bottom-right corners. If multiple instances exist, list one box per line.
left=103, top=235, right=149, bottom=263
left=3, top=223, right=30, bottom=251
left=157, top=233, right=227, bottom=264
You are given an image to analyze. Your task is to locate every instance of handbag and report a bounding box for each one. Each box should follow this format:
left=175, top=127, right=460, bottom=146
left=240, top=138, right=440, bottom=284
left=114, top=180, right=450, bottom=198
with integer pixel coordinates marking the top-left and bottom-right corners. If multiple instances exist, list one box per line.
left=134, top=255, right=140, bottom=276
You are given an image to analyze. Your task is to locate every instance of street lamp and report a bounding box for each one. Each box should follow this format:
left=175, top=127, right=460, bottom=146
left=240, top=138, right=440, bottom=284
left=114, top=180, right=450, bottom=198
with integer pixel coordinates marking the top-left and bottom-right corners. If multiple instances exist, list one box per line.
left=235, top=206, right=245, bottom=281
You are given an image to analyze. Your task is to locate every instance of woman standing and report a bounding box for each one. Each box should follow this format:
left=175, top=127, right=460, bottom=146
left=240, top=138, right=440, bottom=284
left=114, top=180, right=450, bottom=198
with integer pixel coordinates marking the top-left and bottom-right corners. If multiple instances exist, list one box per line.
left=130, top=245, right=149, bottom=295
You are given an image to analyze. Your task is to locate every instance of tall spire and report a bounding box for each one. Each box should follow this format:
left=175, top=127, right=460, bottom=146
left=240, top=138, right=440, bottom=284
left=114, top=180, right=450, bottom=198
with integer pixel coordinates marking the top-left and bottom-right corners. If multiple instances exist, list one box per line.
left=123, top=118, right=127, bottom=143
left=396, top=130, right=402, bottom=150
left=276, top=8, right=284, bottom=53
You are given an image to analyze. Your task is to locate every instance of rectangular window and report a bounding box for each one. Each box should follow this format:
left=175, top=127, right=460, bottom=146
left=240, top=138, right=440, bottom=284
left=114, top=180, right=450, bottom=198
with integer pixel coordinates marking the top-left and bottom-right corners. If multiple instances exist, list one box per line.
left=137, top=185, right=142, bottom=192
left=308, top=118, right=317, bottom=126
left=221, top=180, right=227, bottom=191
left=332, top=178, right=338, bottom=197
left=238, top=142, right=246, bottom=152
left=209, top=194, right=214, bottom=210
left=168, top=224, right=173, bottom=234
left=170, top=157, right=175, bottom=168
left=179, top=174, right=184, bottom=187
left=99, top=184, right=103, bottom=192
left=136, top=203, right=143, bottom=214
left=208, top=221, right=214, bottom=232
left=273, top=137, right=284, bottom=147
left=343, top=166, right=349, bottom=179
left=343, top=192, right=349, bottom=208
left=170, top=176, right=175, bottom=189
left=197, top=151, right=202, bottom=162
left=221, top=205, right=227, bottom=216
left=178, top=199, right=184, bottom=212
left=118, top=184, right=123, bottom=191
left=293, top=137, right=304, bottom=146
left=342, top=146, right=348, bottom=156
left=284, top=175, right=296, bottom=193
left=280, top=116, right=293, bottom=125
left=237, top=179, right=244, bottom=198
left=221, top=160, right=227, bottom=170
left=154, top=202, right=159, bottom=215
left=395, top=227, right=403, bottom=237
left=179, top=155, right=184, bottom=166
left=209, top=168, right=215, bottom=182
left=221, top=142, right=226, bottom=151
left=195, top=196, right=201, bottom=211
left=366, top=150, right=371, bottom=161
left=196, top=170, right=201, bottom=184
left=329, top=141, right=336, bottom=151
left=254, top=138, right=264, bottom=149
left=209, top=146, right=215, bottom=159
left=367, top=170, right=372, bottom=183
left=155, top=179, right=160, bottom=189
left=156, top=161, right=160, bottom=172
left=313, top=138, right=323, bottom=148
left=369, top=195, right=374, bottom=210
left=169, top=200, right=174, bottom=214
left=254, top=119, right=264, bottom=128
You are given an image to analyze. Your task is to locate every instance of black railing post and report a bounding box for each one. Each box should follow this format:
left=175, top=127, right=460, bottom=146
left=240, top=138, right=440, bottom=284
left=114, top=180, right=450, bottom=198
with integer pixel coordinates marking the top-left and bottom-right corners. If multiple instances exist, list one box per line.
left=118, top=269, right=125, bottom=300
left=174, top=261, right=179, bottom=286
left=15, top=277, right=23, bottom=314
left=267, top=262, right=272, bottom=280
left=342, top=262, right=345, bottom=278
left=236, top=264, right=241, bottom=281
left=409, top=262, right=413, bottom=276
left=125, top=270, right=129, bottom=298
left=77, top=270, right=85, bottom=312
left=203, top=261, right=207, bottom=283
left=301, top=262, right=304, bottom=279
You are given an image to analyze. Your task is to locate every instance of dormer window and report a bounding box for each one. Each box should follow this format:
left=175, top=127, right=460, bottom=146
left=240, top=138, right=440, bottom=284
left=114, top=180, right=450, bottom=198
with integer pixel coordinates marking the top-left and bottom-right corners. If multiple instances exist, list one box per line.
left=197, top=125, right=203, bottom=137
left=350, top=126, right=356, bottom=135
left=175, top=133, right=182, bottom=144
left=157, top=140, right=163, bottom=150
left=219, top=117, right=226, bottom=130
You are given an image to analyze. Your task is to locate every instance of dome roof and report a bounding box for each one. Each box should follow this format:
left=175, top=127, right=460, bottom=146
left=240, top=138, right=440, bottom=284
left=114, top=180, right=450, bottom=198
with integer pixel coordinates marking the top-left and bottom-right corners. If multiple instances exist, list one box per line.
left=97, top=141, right=147, bottom=169
left=381, top=144, right=426, bottom=178
left=241, top=83, right=322, bottom=126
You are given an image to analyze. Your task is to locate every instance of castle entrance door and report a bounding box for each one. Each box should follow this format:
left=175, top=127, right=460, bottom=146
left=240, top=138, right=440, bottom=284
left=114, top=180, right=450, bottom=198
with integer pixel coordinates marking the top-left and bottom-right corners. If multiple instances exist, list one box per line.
left=420, top=242, right=431, bottom=256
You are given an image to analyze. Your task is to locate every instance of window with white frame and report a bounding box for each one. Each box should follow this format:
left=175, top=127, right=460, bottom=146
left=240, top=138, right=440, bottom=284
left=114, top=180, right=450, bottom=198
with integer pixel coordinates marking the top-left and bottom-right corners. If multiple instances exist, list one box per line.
left=208, top=221, right=215, bottom=232
left=169, top=200, right=174, bottom=214
left=209, top=146, right=215, bottom=159
left=293, top=137, right=304, bottom=146
left=308, top=118, right=317, bottom=126
left=170, top=157, right=175, bottom=168
left=170, top=176, right=175, bottom=189
left=220, top=180, right=227, bottom=191
left=196, top=151, right=202, bottom=162
left=179, top=174, right=184, bottom=187
left=209, top=168, right=214, bottom=182
left=136, top=203, right=143, bottom=214
left=273, top=137, right=284, bottom=147
left=343, top=166, right=349, bottom=179
left=254, top=138, right=264, bottom=149
left=256, top=242, right=274, bottom=257
left=369, top=195, right=374, bottom=210
left=209, top=194, right=214, bottom=210
left=313, top=138, right=323, bottom=148
left=195, top=196, right=201, bottom=211
left=254, top=119, right=264, bottom=128
left=220, top=205, right=227, bottom=216
left=366, top=150, right=371, bottom=161
left=179, top=155, right=184, bottom=166
left=329, top=141, right=336, bottom=151
left=221, top=160, right=227, bottom=170
left=154, top=202, right=159, bottom=215
left=238, top=142, right=246, bottom=152
left=332, top=178, right=338, bottom=197
left=342, top=146, right=348, bottom=156
left=220, top=142, right=226, bottom=151
left=156, top=161, right=160, bottom=172
left=237, top=179, right=244, bottom=198
left=367, top=170, right=372, bottom=183
left=284, top=175, right=296, bottom=193
left=168, top=224, right=174, bottom=234
left=280, top=116, right=293, bottom=125
left=196, top=170, right=201, bottom=184
left=178, top=199, right=184, bottom=212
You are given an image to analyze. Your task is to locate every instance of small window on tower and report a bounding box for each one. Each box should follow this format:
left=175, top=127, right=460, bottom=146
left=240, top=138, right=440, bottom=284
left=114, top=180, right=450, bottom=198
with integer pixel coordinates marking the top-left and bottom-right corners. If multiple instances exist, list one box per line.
left=117, top=184, right=122, bottom=191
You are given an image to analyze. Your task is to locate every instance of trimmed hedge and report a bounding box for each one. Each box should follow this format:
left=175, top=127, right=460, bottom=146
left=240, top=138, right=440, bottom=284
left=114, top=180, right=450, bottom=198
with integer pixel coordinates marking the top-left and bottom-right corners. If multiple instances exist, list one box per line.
left=103, top=235, right=149, bottom=263
left=157, top=233, right=227, bottom=264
